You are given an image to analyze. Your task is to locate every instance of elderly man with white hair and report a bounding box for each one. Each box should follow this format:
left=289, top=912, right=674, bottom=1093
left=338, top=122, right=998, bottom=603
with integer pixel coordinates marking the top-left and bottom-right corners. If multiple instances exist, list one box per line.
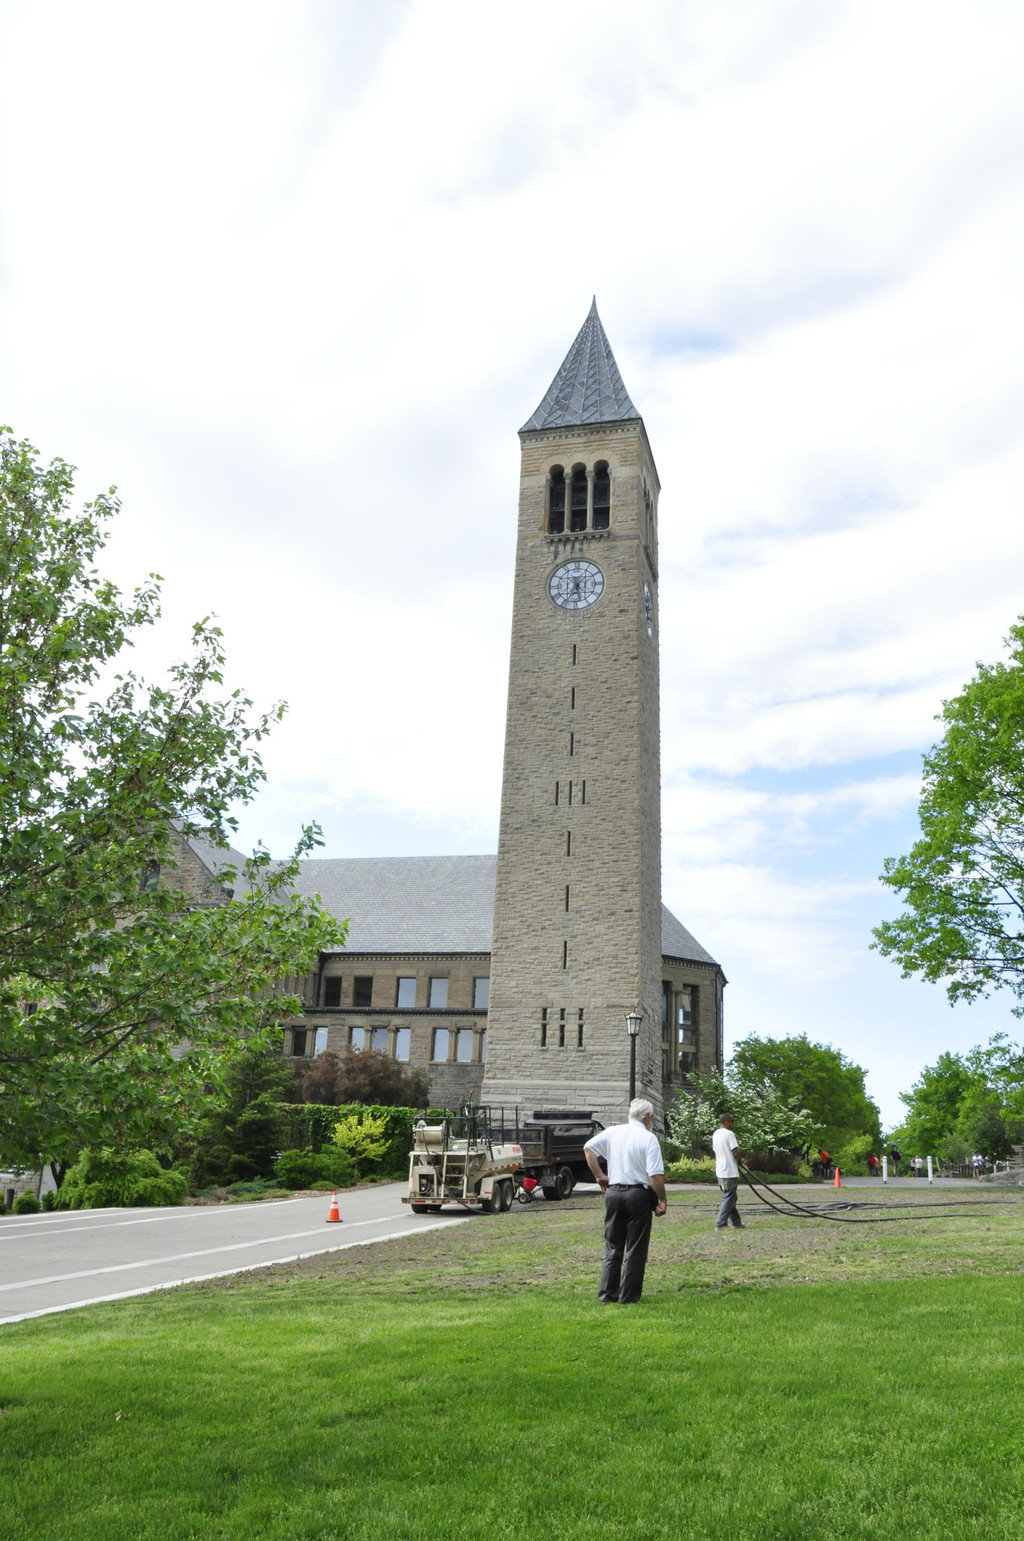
left=584, top=1098, right=667, bottom=1304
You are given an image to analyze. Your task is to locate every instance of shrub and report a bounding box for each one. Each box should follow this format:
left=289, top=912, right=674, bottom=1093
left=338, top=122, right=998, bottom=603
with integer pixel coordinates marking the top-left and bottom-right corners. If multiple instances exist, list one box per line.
left=744, top=1148, right=801, bottom=1176
left=664, top=1158, right=717, bottom=1184
left=13, top=1192, right=40, bottom=1214
left=277, top=1104, right=419, bottom=1178
left=41, top=1190, right=57, bottom=1211
left=273, top=1148, right=356, bottom=1190
left=57, top=1149, right=188, bottom=1209
left=331, top=1110, right=391, bottom=1175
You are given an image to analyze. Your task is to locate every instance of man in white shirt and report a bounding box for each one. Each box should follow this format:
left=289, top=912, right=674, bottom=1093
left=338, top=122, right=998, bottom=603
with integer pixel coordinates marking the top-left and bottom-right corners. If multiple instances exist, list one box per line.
left=712, top=1114, right=744, bottom=1230
left=584, top=1099, right=667, bottom=1303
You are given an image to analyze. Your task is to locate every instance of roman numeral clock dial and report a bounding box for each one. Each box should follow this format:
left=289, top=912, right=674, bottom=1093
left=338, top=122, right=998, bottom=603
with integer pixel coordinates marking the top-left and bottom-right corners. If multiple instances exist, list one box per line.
left=549, top=560, right=604, bottom=610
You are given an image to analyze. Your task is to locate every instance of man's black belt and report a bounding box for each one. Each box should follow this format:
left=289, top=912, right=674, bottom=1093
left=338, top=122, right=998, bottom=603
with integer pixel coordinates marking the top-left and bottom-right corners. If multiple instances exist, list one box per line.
left=608, top=1182, right=649, bottom=1189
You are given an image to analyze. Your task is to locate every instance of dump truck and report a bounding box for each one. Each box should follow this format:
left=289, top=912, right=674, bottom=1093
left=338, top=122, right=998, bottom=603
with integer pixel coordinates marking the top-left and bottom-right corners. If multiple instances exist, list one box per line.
left=402, top=1106, right=604, bottom=1214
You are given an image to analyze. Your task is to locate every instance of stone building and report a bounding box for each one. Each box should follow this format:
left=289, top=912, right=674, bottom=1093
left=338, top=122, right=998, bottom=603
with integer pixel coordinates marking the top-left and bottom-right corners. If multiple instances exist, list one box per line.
left=256, top=302, right=727, bottom=1123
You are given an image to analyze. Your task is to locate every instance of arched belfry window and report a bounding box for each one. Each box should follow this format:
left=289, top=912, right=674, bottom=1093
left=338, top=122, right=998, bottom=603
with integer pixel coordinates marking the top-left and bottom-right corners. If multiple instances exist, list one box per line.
left=570, top=466, right=588, bottom=532
left=593, top=462, right=610, bottom=529
left=548, top=467, right=565, bottom=533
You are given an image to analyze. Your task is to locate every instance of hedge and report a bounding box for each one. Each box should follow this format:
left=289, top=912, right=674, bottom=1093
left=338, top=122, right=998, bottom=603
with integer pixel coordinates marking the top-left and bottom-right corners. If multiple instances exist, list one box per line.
left=277, top=1104, right=439, bottom=1179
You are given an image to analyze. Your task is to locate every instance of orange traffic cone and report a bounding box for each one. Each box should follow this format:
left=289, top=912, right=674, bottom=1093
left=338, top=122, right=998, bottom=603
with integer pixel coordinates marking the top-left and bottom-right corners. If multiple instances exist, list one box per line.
left=326, top=1190, right=342, bottom=1223
left=834, top=1167, right=841, bottom=1189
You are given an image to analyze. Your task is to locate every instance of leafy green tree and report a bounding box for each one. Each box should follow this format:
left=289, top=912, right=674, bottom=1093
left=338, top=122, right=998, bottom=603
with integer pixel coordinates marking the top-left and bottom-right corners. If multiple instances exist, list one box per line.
left=0, top=431, right=345, bottom=1182
left=890, top=1052, right=980, bottom=1155
left=874, top=620, right=1024, bottom=1008
left=666, top=1067, right=816, bottom=1156
left=729, top=1035, right=882, bottom=1148
left=330, top=1109, right=391, bottom=1176
left=189, top=1047, right=297, bottom=1188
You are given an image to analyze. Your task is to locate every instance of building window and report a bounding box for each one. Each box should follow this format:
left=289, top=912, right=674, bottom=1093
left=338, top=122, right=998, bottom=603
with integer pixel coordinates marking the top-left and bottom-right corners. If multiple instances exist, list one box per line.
left=662, top=982, right=671, bottom=1024
left=562, top=940, right=567, bottom=969
left=558, top=1008, right=565, bottom=1048
left=577, top=1007, right=584, bottom=1048
left=593, top=462, right=610, bottom=528
left=290, top=1028, right=309, bottom=1057
left=350, top=1027, right=367, bottom=1051
left=456, top=1029, right=474, bottom=1063
left=323, top=977, right=342, bottom=1008
left=540, top=1007, right=547, bottom=1048
left=548, top=466, right=566, bottom=533
left=314, top=1026, right=328, bottom=1056
left=432, top=1027, right=450, bottom=1061
left=396, top=976, right=416, bottom=1008
left=395, top=1027, right=411, bottom=1061
left=678, top=987, right=694, bottom=1026
left=353, top=977, right=373, bottom=1008
left=429, top=977, right=449, bottom=1009
left=473, top=976, right=489, bottom=1009
left=372, top=1027, right=389, bottom=1053
left=479, top=1029, right=487, bottom=1062
left=570, top=467, right=587, bottom=531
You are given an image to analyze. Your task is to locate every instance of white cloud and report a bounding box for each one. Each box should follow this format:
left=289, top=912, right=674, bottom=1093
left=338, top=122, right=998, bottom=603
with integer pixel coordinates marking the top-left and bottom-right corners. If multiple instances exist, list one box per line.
left=2, top=0, right=1023, bottom=1115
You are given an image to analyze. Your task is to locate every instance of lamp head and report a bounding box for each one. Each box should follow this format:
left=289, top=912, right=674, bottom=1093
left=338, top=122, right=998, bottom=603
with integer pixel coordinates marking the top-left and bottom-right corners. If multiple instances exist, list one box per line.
left=625, top=1009, right=642, bottom=1038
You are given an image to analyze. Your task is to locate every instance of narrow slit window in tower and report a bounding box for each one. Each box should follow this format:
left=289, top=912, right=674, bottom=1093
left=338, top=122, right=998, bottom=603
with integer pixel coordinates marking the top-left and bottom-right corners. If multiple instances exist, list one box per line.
left=548, top=467, right=565, bottom=533
left=558, top=1008, right=566, bottom=1048
left=572, top=645, right=577, bottom=665
left=569, top=732, right=574, bottom=756
left=540, top=1007, right=548, bottom=1047
left=593, top=462, right=610, bottom=529
left=577, top=1008, right=584, bottom=1048
left=562, top=940, right=568, bottom=969
left=564, top=885, right=570, bottom=912
left=570, top=686, right=575, bottom=710
left=581, top=780, right=586, bottom=804
left=570, top=467, right=588, bottom=531
left=554, top=780, right=559, bottom=806
left=568, top=781, right=573, bottom=805
left=566, top=830, right=572, bottom=856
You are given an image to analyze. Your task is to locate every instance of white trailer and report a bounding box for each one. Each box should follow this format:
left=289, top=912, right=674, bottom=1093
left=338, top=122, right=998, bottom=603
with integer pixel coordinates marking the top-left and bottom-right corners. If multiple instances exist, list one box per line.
left=401, top=1114, right=522, bottom=1215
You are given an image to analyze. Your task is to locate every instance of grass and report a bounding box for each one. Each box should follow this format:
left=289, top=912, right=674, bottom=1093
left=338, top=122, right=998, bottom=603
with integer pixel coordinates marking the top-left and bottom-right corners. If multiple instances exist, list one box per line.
left=3, top=1185, right=1024, bottom=1540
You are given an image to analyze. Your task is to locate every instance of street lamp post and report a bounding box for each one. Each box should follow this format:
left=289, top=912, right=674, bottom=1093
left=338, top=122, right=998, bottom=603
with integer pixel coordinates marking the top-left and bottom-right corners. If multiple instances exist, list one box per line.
left=625, top=1010, right=642, bottom=1104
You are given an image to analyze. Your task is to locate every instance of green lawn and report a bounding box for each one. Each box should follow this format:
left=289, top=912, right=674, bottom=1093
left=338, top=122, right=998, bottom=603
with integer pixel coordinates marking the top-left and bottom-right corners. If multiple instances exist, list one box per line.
left=4, top=1187, right=1024, bottom=1541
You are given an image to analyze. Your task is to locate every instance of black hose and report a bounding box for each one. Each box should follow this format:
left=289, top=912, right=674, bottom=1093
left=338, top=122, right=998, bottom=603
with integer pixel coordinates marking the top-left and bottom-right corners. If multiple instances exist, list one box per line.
left=737, top=1166, right=1018, bottom=1225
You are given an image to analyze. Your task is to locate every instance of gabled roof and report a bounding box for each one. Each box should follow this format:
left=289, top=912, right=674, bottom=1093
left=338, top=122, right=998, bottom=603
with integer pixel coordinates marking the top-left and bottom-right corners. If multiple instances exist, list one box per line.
left=521, top=299, right=640, bottom=432
left=279, top=853, right=719, bottom=968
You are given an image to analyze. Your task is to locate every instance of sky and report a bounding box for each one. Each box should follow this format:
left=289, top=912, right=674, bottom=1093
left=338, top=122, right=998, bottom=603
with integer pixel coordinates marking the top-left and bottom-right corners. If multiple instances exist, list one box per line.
left=2, top=0, right=1024, bottom=1127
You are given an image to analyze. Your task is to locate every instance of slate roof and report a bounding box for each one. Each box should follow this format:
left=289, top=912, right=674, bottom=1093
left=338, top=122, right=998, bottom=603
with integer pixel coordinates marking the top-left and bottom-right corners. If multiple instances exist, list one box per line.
left=275, top=853, right=719, bottom=967
left=521, top=298, right=641, bottom=432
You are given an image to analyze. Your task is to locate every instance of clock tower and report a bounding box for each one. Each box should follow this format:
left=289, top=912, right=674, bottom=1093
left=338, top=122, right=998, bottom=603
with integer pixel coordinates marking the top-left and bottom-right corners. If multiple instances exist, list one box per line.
left=482, top=301, right=664, bottom=1123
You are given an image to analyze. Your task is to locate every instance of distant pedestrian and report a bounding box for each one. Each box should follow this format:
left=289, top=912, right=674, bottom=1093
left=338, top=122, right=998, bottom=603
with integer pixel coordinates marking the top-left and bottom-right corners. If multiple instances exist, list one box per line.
left=972, top=1152, right=984, bottom=1180
left=584, top=1099, right=667, bottom=1304
left=713, top=1115, right=744, bottom=1230
left=890, top=1145, right=901, bottom=1177
left=912, top=1157, right=923, bottom=1178
left=867, top=1153, right=880, bottom=1177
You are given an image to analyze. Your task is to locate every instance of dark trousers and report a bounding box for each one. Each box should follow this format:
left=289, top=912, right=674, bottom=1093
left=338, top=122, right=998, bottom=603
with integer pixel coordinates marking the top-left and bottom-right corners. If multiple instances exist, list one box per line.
left=599, top=1185, right=653, bottom=1303
left=716, top=1177, right=741, bottom=1228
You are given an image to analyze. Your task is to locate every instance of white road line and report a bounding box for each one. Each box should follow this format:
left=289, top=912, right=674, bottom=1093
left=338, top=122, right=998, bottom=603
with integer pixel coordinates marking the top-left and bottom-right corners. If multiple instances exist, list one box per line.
left=0, top=1200, right=336, bottom=1243
left=0, top=1219, right=466, bottom=1326
left=0, top=1214, right=417, bottom=1292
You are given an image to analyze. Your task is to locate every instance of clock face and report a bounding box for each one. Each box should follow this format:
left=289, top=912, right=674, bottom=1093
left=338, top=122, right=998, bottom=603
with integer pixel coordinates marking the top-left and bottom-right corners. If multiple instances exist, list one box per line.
left=643, top=581, right=654, bottom=637
left=549, top=560, right=604, bottom=611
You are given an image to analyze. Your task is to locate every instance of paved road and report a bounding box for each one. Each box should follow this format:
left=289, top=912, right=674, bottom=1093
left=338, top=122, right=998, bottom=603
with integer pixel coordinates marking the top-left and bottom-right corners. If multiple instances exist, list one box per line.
left=0, top=1183, right=467, bottom=1326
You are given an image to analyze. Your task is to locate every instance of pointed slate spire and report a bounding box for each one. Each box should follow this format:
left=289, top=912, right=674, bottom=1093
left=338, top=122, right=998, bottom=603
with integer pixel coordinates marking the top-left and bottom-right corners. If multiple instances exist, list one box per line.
left=521, top=299, right=640, bottom=432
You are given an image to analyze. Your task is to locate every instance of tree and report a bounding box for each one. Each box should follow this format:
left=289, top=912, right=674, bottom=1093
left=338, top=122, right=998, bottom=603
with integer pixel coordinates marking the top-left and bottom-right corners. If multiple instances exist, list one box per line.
left=729, top=1034, right=882, bottom=1147
left=300, top=1049, right=430, bottom=1108
left=873, top=619, right=1024, bottom=1008
left=0, top=431, right=345, bottom=1181
left=891, top=1051, right=979, bottom=1155
left=890, top=1034, right=1024, bottom=1161
left=190, top=1047, right=297, bottom=1187
left=666, top=1067, right=816, bottom=1156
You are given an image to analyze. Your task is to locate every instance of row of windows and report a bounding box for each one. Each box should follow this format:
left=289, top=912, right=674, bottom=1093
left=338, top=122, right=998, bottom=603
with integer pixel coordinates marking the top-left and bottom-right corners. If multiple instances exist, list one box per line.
left=289, top=1024, right=487, bottom=1064
left=548, top=462, right=611, bottom=534
left=321, top=975, right=490, bottom=1010
left=662, top=983, right=698, bottom=1079
left=661, top=983, right=695, bottom=1027
left=540, top=1007, right=585, bottom=1048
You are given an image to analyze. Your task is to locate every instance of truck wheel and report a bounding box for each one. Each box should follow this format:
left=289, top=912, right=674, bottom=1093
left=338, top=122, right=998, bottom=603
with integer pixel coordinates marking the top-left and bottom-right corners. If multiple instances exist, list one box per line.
left=483, top=1190, right=502, bottom=1214
left=410, top=1203, right=429, bottom=1215
left=500, top=1179, right=514, bottom=1212
left=555, top=1166, right=575, bottom=1200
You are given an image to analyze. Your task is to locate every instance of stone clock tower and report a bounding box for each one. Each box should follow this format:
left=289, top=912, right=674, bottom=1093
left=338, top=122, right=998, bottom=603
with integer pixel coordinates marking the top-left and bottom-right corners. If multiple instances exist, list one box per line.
left=482, top=301, right=664, bottom=1123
